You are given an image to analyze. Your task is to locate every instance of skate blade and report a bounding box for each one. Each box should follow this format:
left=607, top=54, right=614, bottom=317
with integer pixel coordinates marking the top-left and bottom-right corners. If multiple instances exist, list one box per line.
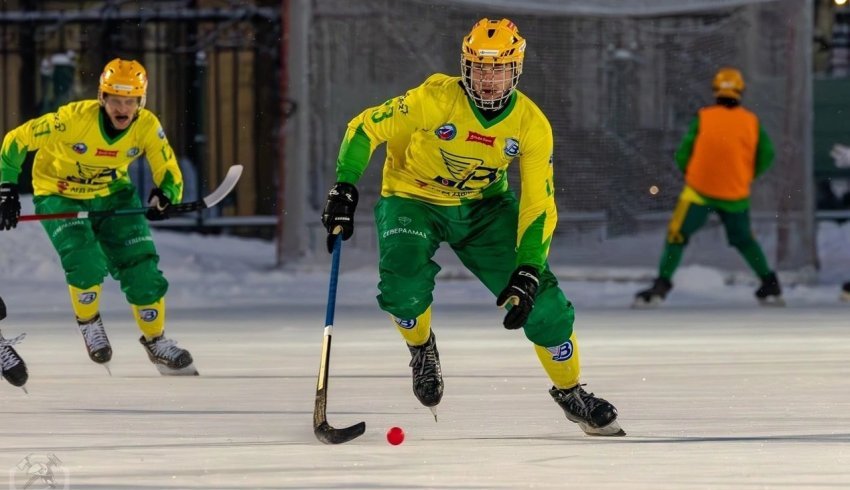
left=758, top=296, right=786, bottom=307
left=631, top=296, right=662, bottom=309
left=428, top=406, right=438, bottom=422
left=102, top=362, right=112, bottom=376
left=577, top=419, right=626, bottom=437
left=20, top=385, right=28, bottom=394
left=155, top=363, right=199, bottom=376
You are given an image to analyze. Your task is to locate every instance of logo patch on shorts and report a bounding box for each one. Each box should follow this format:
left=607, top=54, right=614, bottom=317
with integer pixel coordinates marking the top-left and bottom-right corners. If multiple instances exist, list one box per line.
left=546, top=340, right=574, bottom=361
left=77, top=292, right=97, bottom=304
left=139, top=309, right=159, bottom=322
left=394, top=317, right=417, bottom=329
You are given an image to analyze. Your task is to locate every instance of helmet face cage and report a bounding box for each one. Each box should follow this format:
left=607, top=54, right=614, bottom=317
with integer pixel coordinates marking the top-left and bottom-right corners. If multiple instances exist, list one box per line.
left=98, top=58, right=148, bottom=110
left=461, top=58, right=523, bottom=111
left=460, top=18, right=526, bottom=111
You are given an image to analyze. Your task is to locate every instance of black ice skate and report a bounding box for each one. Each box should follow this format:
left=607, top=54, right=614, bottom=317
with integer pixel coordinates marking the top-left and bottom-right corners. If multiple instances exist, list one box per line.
left=0, top=332, right=28, bottom=391
left=78, top=314, right=113, bottom=373
left=549, top=384, right=625, bottom=436
left=632, top=277, right=672, bottom=308
left=841, top=282, right=850, bottom=302
left=407, top=332, right=443, bottom=420
left=139, top=335, right=198, bottom=376
left=755, top=272, right=784, bottom=307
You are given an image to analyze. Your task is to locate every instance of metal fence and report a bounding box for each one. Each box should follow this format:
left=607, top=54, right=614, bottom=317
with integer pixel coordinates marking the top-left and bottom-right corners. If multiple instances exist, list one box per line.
left=0, top=0, right=285, bottom=238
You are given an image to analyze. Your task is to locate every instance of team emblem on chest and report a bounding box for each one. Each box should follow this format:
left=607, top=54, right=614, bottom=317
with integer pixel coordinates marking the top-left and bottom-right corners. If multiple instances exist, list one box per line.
left=504, top=138, right=520, bottom=157
left=435, top=123, right=457, bottom=141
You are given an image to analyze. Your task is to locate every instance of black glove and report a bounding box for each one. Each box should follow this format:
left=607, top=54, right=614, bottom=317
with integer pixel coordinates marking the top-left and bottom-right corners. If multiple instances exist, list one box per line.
left=0, top=183, right=21, bottom=231
left=496, top=265, right=540, bottom=330
left=145, top=188, right=172, bottom=221
left=321, top=182, right=358, bottom=253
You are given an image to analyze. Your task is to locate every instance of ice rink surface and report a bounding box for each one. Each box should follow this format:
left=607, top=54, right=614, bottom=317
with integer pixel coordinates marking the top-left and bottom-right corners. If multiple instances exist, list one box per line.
left=0, top=222, right=848, bottom=489
left=2, top=299, right=849, bottom=489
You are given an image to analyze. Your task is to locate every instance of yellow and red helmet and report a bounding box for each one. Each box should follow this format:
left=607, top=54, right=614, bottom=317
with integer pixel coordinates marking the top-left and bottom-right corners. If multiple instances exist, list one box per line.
left=98, top=58, right=148, bottom=109
left=712, top=67, right=745, bottom=100
left=461, top=18, right=526, bottom=110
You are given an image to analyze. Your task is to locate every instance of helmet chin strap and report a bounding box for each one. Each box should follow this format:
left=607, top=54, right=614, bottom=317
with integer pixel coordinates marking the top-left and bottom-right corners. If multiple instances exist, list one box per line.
left=475, top=90, right=512, bottom=110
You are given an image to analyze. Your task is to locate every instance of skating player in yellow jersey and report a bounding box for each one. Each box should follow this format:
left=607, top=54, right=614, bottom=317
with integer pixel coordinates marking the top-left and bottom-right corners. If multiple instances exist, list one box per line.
left=0, top=58, right=197, bottom=375
left=321, top=18, right=624, bottom=435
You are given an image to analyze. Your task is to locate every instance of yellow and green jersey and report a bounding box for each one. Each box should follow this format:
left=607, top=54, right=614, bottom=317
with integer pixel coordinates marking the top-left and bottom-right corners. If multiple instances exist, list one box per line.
left=337, top=73, right=556, bottom=269
left=0, top=99, right=183, bottom=202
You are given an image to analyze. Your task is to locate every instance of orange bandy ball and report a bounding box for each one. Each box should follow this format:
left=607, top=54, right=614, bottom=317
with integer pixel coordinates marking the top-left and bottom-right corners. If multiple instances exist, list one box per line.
left=386, top=426, right=405, bottom=445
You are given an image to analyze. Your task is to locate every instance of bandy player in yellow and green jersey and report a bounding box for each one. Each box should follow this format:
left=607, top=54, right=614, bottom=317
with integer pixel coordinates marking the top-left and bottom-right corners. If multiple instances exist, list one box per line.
left=321, top=18, right=624, bottom=436
left=0, top=58, right=197, bottom=375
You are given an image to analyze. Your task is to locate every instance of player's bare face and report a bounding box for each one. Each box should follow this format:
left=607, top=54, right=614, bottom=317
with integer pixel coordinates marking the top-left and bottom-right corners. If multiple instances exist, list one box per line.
left=103, top=95, right=140, bottom=130
left=470, top=63, right=513, bottom=101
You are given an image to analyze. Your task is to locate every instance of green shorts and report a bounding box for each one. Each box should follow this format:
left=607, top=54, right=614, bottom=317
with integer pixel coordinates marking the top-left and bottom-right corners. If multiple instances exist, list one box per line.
left=34, top=186, right=168, bottom=305
left=374, top=193, right=574, bottom=347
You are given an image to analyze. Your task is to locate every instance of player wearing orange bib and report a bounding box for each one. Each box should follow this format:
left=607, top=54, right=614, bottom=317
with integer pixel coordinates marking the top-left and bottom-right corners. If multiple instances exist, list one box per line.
left=634, top=67, right=782, bottom=307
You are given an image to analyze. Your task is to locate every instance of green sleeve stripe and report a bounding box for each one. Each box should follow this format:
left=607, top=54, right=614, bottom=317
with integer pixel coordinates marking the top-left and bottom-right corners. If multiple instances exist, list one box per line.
left=336, top=124, right=372, bottom=184
left=0, top=139, right=28, bottom=184
left=675, top=117, right=699, bottom=172
left=516, top=212, right=551, bottom=269
left=754, top=125, right=775, bottom=178
left=158, top=170, right=184, bottom=203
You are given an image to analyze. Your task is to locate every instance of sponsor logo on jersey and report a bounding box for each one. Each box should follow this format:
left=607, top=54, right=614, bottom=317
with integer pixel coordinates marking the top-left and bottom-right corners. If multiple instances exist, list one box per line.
left=57, top=181, right=69, bottom=192
left=157, top=127, right=166, bottom=139
left=546, top=340, right=574, bottom=362
left=465, top=131, right=495, bottom=146
left=77, top=292, right=97, bottom=304
left=72, top=143, right=87, bottom=154
left=138, top=309, right=159, bottom=322
left=504, top=138, right=520, bottom=157
left=394, top=317, right=417, bottom=329
left=398, top=216, right=412, bottom=226
left=435, top=123, right=457, bottom=141
left=95, top=149, right=118, bottom=157
left=126, top=147, right=140, bottom=158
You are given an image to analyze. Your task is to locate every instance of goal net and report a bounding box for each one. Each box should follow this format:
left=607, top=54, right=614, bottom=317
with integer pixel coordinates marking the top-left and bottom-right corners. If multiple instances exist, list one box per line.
left=296, top=0, right=813, bottom=276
